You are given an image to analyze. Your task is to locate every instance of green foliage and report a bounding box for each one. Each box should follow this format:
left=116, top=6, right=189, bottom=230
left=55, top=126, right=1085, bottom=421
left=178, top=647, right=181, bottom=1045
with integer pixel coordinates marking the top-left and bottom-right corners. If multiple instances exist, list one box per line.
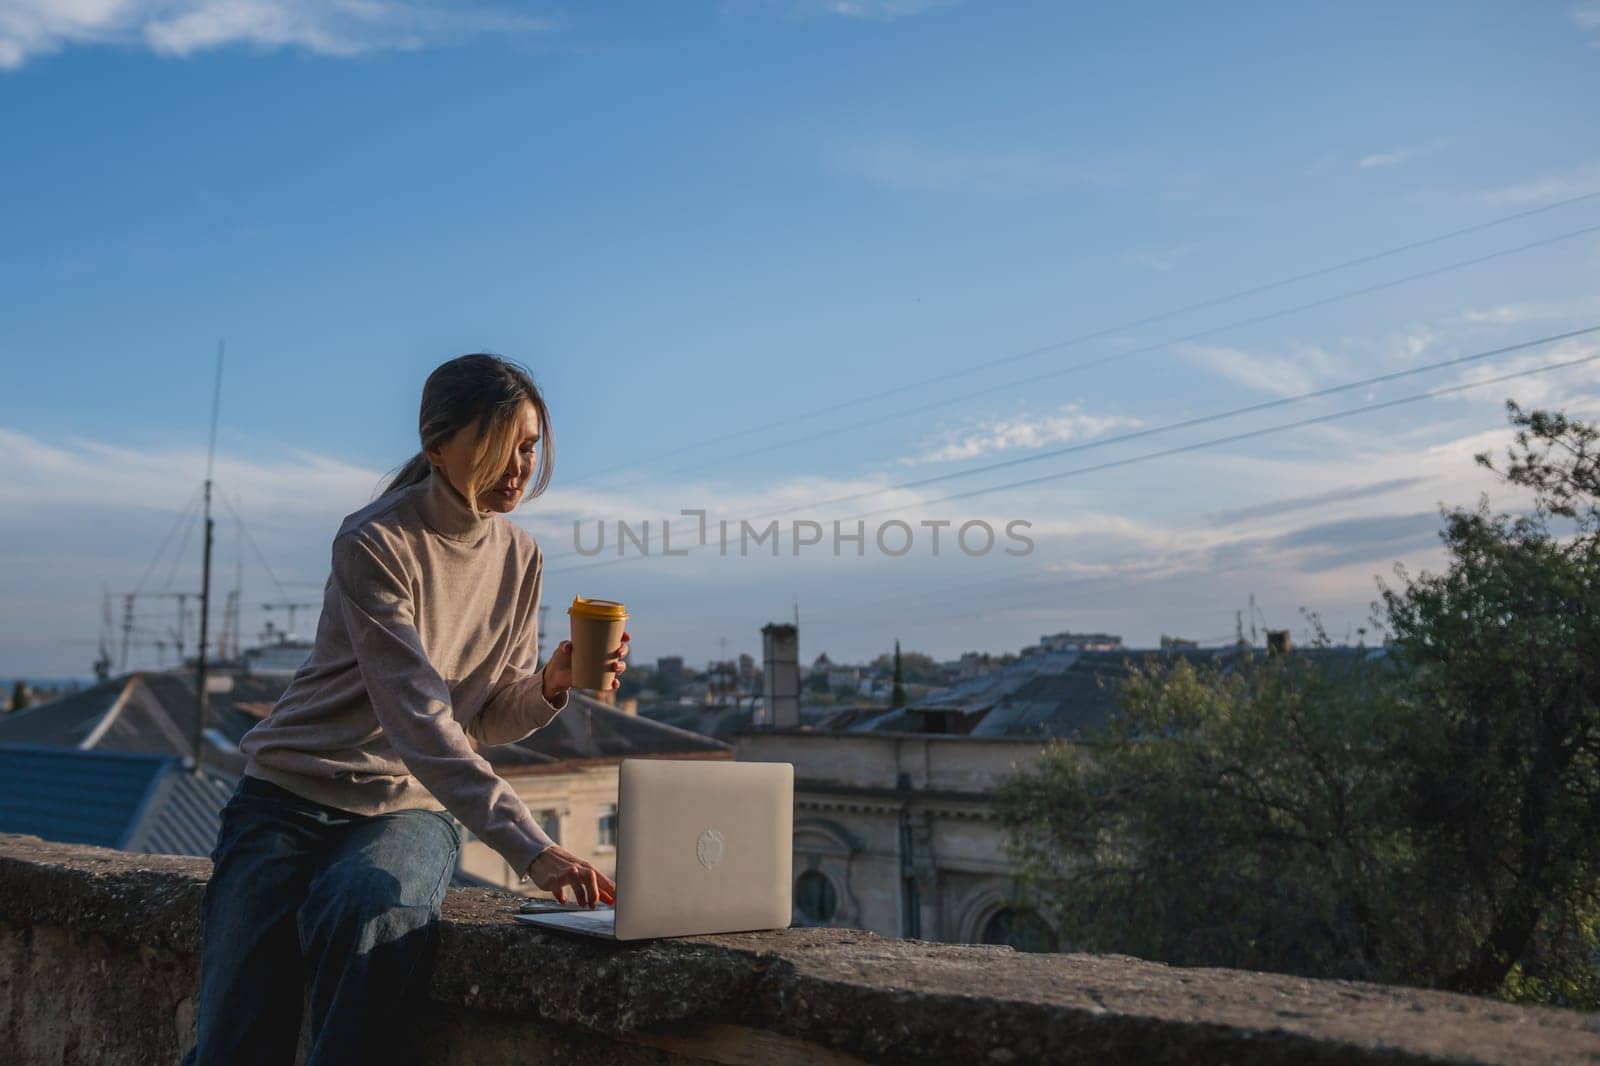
left=871, top=646, right=941, bottom=684
left=995, top=401, right=1600, bottom=1007
left=996, top=641, right=1420, bottom=980
left=891, top=638, right=906, bottom=708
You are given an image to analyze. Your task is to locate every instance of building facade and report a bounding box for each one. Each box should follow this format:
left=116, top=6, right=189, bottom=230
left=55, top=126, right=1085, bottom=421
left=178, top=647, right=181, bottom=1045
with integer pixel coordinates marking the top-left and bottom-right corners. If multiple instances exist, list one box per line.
left=735, top=730, right=1061, bottom=951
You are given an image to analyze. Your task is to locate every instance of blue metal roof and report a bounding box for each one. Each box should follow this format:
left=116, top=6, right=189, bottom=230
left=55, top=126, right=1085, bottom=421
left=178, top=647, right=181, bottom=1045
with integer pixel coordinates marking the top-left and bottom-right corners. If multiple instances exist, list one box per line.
left=0, top=744, right=234, bottom=856
left=0, top=744, right=171, bottom=848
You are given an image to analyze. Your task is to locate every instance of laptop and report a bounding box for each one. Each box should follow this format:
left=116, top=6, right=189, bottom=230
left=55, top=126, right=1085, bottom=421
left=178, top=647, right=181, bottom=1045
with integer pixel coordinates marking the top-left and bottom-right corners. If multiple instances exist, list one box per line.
left=512, top=757, right=793, bottom=941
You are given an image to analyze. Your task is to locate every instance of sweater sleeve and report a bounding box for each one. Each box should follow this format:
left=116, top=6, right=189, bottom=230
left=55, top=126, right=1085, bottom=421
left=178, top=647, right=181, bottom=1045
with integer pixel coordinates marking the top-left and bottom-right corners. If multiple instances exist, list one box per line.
left=469, top=549, right=569, bottom=747
left=331, top=529, right=554, bottom=877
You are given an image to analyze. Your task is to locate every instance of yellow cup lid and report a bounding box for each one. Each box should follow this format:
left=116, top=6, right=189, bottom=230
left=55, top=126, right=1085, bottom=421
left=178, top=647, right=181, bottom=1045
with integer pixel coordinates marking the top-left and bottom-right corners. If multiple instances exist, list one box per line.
left=569, top=595, right=627, bottom=620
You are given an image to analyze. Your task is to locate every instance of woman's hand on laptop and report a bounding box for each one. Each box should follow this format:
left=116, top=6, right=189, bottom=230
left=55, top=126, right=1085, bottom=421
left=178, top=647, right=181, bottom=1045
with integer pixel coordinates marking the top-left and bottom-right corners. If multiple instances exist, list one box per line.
left=526, top=844, right=616, bottom=908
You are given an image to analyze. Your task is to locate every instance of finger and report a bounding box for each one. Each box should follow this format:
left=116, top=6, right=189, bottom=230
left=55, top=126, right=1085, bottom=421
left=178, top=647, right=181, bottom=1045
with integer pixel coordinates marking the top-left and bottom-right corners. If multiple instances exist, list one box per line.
left=570, top=865, right=590, bottom=906
left=585, top=866, right=601, bottom=908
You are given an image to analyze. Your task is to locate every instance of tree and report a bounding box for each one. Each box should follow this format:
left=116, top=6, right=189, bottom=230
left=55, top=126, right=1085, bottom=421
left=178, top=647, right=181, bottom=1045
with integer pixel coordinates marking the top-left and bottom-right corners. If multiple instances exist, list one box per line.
left=1377, top=401, right=1600, bottom=1002
left=9, top=680, right=28, bottom=712
left=872, top=646, right=940, bottom=684
left=891, top=639, right=906, bottom=708
left=994, top=402, right=1600, bottom=1007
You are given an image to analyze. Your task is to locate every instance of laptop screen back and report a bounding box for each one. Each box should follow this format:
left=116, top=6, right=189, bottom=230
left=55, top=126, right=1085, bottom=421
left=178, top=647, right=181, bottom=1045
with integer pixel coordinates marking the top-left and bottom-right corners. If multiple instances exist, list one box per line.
left=614, top=758, right=793, bottom=940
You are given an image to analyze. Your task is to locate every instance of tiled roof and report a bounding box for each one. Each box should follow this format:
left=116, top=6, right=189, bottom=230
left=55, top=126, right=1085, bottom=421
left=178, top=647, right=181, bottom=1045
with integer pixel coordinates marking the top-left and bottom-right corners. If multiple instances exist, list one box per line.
left=0, top=671, right=286, bottom=778
left=511, top=691, right=732, bottom=761
left=0, top=677, right=129, bottom=747
left=0, top=744, right=232, bottom=856
left=883, top=645, right=1388, bottom=740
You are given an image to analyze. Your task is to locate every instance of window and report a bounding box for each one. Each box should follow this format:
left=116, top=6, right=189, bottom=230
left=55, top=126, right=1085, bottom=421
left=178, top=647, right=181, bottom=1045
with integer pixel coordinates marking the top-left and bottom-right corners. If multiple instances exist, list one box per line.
left=980, top=908, right=1059, bottom=953
left=795, top=869, right=837, bottom=924
left=597, top=804, right=617, bottom=848
left=537, top=808, right=561, bottom=846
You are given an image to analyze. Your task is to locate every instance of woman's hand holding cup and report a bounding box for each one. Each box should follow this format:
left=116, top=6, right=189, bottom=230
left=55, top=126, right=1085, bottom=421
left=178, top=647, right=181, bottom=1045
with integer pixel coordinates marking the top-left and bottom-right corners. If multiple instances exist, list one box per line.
left=564, top=597, right=631, bottom=691
left=542, top=630, right=630, bottom=695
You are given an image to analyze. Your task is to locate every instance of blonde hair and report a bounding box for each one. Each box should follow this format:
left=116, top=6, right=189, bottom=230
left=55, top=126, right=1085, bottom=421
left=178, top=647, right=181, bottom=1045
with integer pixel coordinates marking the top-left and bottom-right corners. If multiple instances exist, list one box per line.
left=379, top=354, right=555, bottom=513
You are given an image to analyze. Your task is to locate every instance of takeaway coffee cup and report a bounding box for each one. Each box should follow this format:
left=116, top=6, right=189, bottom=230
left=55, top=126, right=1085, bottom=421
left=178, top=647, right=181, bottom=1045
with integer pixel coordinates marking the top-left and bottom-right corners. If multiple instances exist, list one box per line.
left=567, top=596, right=627, bottom=690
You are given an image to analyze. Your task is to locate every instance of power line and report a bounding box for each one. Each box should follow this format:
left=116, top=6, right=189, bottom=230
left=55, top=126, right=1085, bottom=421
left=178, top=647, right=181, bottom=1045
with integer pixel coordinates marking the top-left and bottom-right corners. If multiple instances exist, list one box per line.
left=163, top=488, right=205, bottom=589
left=131, top=483, right=203, bottom=597
left=541, top=323, right=1599, bottom=566
left=842, top=348, right=1600, bottom=518
left=640, top=220, right=1600, bottom=484
left=545, top=340, right=1600, bottom=575
left=785, top=535, right=1315, bottom=633
left=215, top=489, right=293, bottom=606
left=567, top=191, right=1600, bottom=486
left=703, top=326, right=1600, bottom=528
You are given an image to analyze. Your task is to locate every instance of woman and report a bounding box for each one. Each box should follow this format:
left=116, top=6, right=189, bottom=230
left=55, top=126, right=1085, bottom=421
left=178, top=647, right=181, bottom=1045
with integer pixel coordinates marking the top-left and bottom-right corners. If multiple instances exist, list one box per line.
left=182, top=354, right=625, bottom=1066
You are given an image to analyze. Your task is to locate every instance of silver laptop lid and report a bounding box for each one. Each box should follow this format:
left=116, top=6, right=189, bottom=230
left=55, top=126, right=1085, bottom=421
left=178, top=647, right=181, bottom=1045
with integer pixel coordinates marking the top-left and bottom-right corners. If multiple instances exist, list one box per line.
left=614, top=757, right=793, bottom=940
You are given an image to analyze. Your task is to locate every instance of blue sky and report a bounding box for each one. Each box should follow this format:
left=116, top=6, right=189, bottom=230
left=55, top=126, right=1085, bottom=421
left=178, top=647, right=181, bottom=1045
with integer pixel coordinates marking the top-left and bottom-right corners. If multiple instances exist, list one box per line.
left=3, top=0, right=1600, bottom=678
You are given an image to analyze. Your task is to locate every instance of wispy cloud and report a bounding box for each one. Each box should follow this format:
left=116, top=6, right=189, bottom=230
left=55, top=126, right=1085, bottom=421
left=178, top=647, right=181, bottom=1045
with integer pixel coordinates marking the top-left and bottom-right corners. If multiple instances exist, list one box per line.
left=0, top=424, right=383, bottom=522
left=1358, top=140, right=1443, bottom=170
left=1572, top=1, right=1600, bottom=35
left=0, top=0, right=550, bottom=71
left=896, top=405, right=1142, bottom=466
left=1445, top=335, right=1600, bottom=412
left=727, top=0, right=958, bottom=20
left=1120, top=243, right=1195, bottom=273
left=1457, top=301, right=1587, bottom=326
left=1177, top=341, right=1342, bottom=396
left=1207, top=477, right=1433, bottom=527
left=805, top=0, right=956, bottom=18
left=1476, top=161, right=1600, bottom=205
left=838, top=138, right=1113, bottom=195
left=7, top=380, right=1596, bottom=673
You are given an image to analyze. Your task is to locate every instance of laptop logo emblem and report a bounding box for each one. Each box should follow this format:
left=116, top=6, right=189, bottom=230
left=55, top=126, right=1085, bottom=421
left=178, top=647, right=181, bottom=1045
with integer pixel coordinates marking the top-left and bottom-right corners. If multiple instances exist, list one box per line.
left=696, top=828, right=725, bottom=869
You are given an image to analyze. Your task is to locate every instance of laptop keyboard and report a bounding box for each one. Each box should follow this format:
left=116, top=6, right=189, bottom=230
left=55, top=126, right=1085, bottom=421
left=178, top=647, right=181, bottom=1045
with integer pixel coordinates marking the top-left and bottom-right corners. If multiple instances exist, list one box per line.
left=517, top=907, right=616, bottom=932
left=562, top=910, right=615, bottom=929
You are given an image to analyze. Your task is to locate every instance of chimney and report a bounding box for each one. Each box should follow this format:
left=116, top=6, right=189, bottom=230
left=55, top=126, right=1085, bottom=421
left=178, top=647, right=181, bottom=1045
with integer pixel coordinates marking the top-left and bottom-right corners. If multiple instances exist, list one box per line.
left=1266, top=629, right=1292, bottom=656
left=760, top=622, right=801, bottom=729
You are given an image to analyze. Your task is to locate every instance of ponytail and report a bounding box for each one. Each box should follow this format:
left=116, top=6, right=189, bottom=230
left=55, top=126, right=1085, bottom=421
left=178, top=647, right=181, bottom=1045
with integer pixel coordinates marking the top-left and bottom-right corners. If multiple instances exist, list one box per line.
left=376, top=451, right=434, bottom=501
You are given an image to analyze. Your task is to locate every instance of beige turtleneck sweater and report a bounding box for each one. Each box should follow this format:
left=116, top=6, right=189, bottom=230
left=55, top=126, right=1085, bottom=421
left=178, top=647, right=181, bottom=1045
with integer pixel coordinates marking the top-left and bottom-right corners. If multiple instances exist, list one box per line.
left=239, top=463, right=569, bottom=883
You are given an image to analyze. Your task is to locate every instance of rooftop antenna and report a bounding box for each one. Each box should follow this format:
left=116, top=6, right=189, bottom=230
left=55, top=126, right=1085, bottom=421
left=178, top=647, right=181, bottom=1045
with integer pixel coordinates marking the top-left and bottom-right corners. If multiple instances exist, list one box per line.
left=193, top=339, right=224, bottom=775
left=231, top=508, right=244, bottom=660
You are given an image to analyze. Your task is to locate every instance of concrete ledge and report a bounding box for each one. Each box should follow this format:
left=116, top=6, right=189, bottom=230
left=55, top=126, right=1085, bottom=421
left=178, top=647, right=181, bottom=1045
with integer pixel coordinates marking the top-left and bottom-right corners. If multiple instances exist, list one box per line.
left=3, top=833, right=1599, bottom=1064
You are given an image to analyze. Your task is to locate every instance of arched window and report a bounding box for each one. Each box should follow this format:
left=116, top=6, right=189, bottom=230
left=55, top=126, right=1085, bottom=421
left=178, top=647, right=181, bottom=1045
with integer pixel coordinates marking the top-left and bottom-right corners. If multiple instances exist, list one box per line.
left=980, top=907, right=1058, bottom=953
left=794, top=869, right=837, bottom=924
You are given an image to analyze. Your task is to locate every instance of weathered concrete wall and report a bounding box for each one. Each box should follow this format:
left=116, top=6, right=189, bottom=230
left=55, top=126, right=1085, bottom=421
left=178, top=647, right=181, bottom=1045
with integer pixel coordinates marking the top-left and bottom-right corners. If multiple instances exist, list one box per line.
left=3, top=832, right=1599, bottom=1065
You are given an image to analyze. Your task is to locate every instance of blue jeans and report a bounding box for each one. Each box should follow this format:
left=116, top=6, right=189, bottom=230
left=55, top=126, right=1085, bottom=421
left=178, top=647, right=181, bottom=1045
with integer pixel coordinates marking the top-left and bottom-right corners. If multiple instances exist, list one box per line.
left=181, top=774, right=462, bottom=1066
